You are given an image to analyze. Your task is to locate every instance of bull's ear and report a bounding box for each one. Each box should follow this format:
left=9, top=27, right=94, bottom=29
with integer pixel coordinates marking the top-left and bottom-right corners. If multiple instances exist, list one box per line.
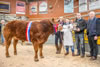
left=51, top=18, right=54, bottom=22
left=50, top=18, right=58, bottom=24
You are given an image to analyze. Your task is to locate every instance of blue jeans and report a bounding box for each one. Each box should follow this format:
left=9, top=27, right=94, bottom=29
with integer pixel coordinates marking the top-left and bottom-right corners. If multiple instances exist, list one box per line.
left=75, top=34, right=85, bottom=55
left=66, top=46, right=74, bottom=53
left=1, top=34, right=4, bottom=43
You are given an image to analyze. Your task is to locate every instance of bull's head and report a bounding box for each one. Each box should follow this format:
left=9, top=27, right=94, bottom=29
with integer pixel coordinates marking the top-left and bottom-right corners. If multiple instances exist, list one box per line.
left=49, top=18, right=60, bottom=35
left=50, top=18, right=59, bottom=25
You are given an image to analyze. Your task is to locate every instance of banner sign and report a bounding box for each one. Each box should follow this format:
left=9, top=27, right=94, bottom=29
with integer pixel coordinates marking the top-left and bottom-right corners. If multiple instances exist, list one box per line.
left=16, top=1, right=25, bottom=14
left=39, top=1, right=48, bottom=14
left=0, top=1, right=10, bottom=13
left=29, top=2, right=37, bottom=15
left=79, top=0, right=87, bottom=12
left=89, top=0, right=100, bottom=10
left=64, top=0, right=74, bottom=13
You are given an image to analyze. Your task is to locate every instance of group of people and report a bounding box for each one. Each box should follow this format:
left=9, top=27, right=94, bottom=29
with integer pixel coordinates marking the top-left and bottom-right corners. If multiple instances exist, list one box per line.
left=54, top=11, right=100, bottom=60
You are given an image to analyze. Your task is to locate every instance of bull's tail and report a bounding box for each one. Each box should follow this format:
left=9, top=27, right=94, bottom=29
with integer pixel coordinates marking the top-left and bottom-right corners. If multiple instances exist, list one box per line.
left=3, top=23, right=14, bottom=57
left=3, top=22, right=14, bottom=47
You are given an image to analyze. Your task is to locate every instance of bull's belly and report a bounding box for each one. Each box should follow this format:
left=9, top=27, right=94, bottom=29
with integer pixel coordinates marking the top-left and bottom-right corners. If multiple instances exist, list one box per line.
left=13, top=36, right=26, bottom=41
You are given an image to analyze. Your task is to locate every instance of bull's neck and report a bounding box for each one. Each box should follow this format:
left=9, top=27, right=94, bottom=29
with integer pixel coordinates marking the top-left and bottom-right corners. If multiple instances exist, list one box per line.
left=49, top=24, right=54, bottom=34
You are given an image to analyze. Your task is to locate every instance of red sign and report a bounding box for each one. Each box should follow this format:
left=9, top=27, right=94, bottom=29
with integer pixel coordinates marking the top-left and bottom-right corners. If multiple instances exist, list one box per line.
left=39, top=1, right=48, bottom=14
left=29, top=2, right=37, bottom=15
left=16, top=1, right=25, bottom=14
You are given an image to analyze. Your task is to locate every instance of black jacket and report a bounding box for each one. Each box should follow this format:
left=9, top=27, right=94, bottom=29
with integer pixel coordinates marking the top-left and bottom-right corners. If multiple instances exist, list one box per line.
left=87, top=17, right=98, bottom=36
left=75, top=18, right=87, bottom=34
left=0, top=23, right=1, bottom=33
left=96, top=18, right=100, bottom=36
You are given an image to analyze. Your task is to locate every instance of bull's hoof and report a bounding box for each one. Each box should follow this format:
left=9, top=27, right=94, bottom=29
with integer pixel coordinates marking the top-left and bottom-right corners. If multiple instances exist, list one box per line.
left=14, top=53, right=17, bottom=55
left=40, top=56, right=44, bottom=58
left=6, top=55, right=10, bottom=58
left=6, top=53, right=10, bottom=58
left=34, top=59, right=39, bottom=62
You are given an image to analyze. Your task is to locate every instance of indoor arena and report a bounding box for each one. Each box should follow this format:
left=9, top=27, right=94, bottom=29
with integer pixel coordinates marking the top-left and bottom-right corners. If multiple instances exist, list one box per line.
left=0, top=0, right=100, bottom=67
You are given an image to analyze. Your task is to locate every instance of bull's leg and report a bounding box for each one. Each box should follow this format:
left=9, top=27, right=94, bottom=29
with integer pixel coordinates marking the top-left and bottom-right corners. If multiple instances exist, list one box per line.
left=5, top=39, right=11, bottom=57
left=13, top=39, right=18, bottom=55
left=33, top=42, right=39, bottom=61
left=39, top=44, right=44, bottom=58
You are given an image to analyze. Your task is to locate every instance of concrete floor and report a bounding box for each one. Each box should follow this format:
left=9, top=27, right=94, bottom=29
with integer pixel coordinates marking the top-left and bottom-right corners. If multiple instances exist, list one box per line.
left=0, top=44, right=100, bottom=67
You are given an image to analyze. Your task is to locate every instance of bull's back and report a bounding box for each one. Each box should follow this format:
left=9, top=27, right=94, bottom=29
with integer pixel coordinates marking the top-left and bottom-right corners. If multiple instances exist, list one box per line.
left=3, top=20, right=28, bottom=40
left=3, top=20, right=53, bottom=42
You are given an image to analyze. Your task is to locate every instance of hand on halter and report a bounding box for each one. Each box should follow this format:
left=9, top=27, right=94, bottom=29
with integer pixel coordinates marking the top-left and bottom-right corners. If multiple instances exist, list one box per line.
left=94, top=36, right=98, bottom=40
left=76, top=28, right=80, bottom=32
left=58, top=26, right=63, bottom=31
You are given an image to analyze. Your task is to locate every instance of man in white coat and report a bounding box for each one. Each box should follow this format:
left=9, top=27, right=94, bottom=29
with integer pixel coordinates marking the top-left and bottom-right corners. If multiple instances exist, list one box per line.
left=61, top=19, right=74, bottom=56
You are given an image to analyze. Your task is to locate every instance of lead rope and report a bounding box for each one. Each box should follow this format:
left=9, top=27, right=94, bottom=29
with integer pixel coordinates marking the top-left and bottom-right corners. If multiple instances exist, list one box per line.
left=59, top=26, right=66, bottom=56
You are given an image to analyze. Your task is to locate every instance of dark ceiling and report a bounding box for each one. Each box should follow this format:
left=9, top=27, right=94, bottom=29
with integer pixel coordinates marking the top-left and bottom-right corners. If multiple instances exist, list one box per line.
left=20, top=0, right=44, bottom=2
left=19, top=0, right=79, bottom=3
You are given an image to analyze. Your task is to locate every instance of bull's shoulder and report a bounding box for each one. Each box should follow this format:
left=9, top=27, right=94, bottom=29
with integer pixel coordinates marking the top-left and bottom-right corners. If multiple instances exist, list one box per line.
left=32, top=20, right=52, bottom=33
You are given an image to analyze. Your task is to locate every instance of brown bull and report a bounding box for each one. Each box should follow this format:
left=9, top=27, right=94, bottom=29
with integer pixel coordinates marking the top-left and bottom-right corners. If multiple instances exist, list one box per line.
left=3, top=19, right=54, bottom=61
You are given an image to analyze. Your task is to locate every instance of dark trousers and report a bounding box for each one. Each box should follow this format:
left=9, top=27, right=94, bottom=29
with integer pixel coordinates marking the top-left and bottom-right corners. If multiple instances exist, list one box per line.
left=55, top=31, right=63, bottom=52
left=75, top=34, right=85, bottom=55
left=88, top=36, right=98, bottom=58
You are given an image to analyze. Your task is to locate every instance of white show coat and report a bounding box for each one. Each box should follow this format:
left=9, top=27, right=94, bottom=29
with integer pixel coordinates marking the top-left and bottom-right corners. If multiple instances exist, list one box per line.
left=61, top=24, right=74, bottom=46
